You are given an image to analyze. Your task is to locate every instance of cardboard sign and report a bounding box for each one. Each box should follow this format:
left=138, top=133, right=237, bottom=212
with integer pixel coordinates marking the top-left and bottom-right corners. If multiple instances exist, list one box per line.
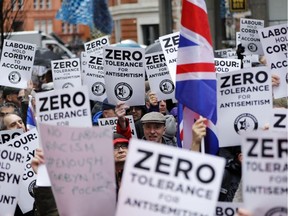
left=0, top=145, right=27, bottom=215
left=240, top=18, right=264, bottom=55
left=82, top=54, right=107, bottom=102
left=215, top=58, right=241, bottom=73
left=258, top=23, right=288, bottom=99
left=214, top=49, right=233, bottom=58
left=98, top=115, right=137, bottom=138
left=116, top=139, right=225, bottom=216
left=103, top=46, right=145, bottom=106
left=39, top=124, right=116, bottom=216
left=3, top=128, right=39, bottom=213
left=51, top=58, right=82, bottom=89
left=145, top=51, right=175, bottom=100
left=217, top=67, right=272, bottom=147
left=159, top=32, right=179, bottom=83
left=241, top=131, right=288, bottom=215
left=215, top=202, right=243, bottom=216
left=0, top=129, right=23, bottom=145
left=270, top=109, right=287, bottom=132
left=84, top=35, right=110, bottom=55
left=0, top=39, right=36, bottom=88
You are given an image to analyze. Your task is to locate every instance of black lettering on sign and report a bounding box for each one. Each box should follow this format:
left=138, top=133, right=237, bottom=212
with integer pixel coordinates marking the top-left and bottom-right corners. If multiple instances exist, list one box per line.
left=163, top=35, right=179, bottom=48
left=89, top=56, right=103, bottom=65
left=274, top=114, right=286, bottom=128
left=105, top=49, right=142, bottom=61
left=134, top=149, right=153, bottom=171
left=53, top=60, right=78, bottom=69
left=146, top=54, right=165, bottom=65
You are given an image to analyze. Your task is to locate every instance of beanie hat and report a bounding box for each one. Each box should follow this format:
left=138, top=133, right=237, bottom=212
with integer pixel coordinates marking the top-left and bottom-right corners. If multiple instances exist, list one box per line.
left=164, top=115, right=177, bottom=138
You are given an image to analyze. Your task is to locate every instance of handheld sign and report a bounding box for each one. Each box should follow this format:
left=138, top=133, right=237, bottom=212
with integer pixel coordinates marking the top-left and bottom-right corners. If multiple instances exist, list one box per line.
left=39, top=124, right=116, bottom=216
left=269, top=109, right=287, bottom=132
left=215, top=202, right=243, bottom=216
left=116, top=139, right=225, bottom=216
left=241, top=131, right=288, bottom=216
left=145, top=51, right=175, bottom=100
left=240, top=18, right=264, bottom=55
left=0, top=39, right=36, bottom=88
left=103, top=46, right=145, bottom=106
left=0, top=145, right=27, bottom=216
left=258, top=23, right=288, bottom=99
left=0, top=129, right=23, bottom=145
left=217, top=67, right=272, bottom=147
left=51, top=58, right=82, bottom=89
left=214, top=48, right=233, bottom=58
left=84, top=35, right=110, bottom=55
left=214, top=58, right=241, bottom=73
left=159, top=32, right=179, bottom=84
left=82, top=54, right=107, bottom=102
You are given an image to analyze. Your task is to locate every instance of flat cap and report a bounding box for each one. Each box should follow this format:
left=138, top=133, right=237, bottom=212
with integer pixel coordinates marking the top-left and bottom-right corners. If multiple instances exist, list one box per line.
left=141, top=112, right=166, bottom=124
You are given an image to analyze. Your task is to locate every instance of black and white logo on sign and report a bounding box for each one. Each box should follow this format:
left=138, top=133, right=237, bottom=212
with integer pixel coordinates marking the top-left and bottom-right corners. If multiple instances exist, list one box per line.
left=114, top=82, right=133, bottom=101
left=28, top=179, right=36, bottom=198
left=8, top=71, right=21, bottom=84
left=62, top=82, right=74, bottom=88
left=92, top=82, right=106, bottom=96
left=159, top=79, right=174, bottom=94
left=248, top=43, right=257, bottom=52
left=265, top=207, right=287, bottom=216
left=234, top=113, right=258, bottom=134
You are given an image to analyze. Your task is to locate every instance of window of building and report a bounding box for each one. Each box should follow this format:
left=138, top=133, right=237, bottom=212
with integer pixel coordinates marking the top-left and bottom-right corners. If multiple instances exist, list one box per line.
left=142, top=25, right=159, bottom=46
left=39, top=0, right=44, bottom=9
left=34, top=19, right=53, bottom=34
left=11, top=0, right=23, bottom=11
left=61, top=23, right=78, bottom=34
left=46, top=0, right=51, bottom=9
left=33, top=0, right=38, bottom=9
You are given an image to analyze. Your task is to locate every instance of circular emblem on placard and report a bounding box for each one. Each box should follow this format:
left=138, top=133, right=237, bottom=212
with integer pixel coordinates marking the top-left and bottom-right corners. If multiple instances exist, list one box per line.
left=8, top=71, right=21, bottom=84
left=62, top=82, right=74, bottom=88
left=114, top=82, right=133, bottom=101
left=28, top=179, right=36, bottom=198
left=248, top=43, right=257, bottom=52
left=159, top=79, right=175, bottom=94
left=265, top=207, right=287, bottom=216
left=92, top=82, right=106, bottom=96
left=234, top=113, right=258, bottom=134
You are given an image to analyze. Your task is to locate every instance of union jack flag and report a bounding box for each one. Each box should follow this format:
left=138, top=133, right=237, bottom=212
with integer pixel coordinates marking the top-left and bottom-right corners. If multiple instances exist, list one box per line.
left=176, top=0, right=218, bottom=154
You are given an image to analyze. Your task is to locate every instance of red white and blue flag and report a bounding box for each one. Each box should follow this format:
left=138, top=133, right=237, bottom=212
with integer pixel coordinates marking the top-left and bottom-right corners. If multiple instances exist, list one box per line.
left=176, top=0, right=218, bottom=154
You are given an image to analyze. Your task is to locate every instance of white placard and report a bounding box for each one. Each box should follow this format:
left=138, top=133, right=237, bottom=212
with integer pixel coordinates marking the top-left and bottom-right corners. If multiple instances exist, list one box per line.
left=227, top=50, right=238, bottom=59
left=103, top=46, right=145, bottom=106
left=215, top=202, right=243, bottom=216
left=84, top=35, right=110, bottom=55
left=240, top=18, right=264, bottom=55
left=98, top=115, right=137, bottom=138
left=258, top=23, right=288, bottom=99
left=116, top=139, right=225, bottom=216
left=159, top=32, right=179, bottom=83
left=214, top=48, right=233, bottom=58
left=145, top=51, right=175, bottom=100
left=0, top=129, right=23, bottom=145
left=217, top=67, right=273, bottom=147
left=241, top=131, right=288, bottom=215
left=0, top=39, right=36, bottom=88
left=214, top=58, right=241, bottom=73
left=269, top=109, right=287, bottom=132
left=80, top=51, right=88, bottom=75
left=82, top=54, right=107, bottom=102
left=51, top=58, right=82, bottom=89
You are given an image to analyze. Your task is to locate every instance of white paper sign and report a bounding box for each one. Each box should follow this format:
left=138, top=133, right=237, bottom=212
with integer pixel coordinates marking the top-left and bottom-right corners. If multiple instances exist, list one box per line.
left=159, top=32, right=179, bottom=83
left=214, top=58, right=241, bottom=73
left=258, top=23, right=288, bottom=99
left=0, top=129, right=23, bottom=145
left=240, top=18, right=264, bottom=55
left=217, top=67, right=273, bottom=147
left=82, top=54, right=107, bottom=102
left=145, top=51, right=175, bottom=100
left=269, top=109, right=287, bottom=132
left=116, top=139, right=225, bottom=216
left=214, top=48, right=233, bottom=58
left=241, top=131, right=288, bottom=216
left=51, top=58, right=82, bottom=89
left=103, top=46, right=145, bottom=106
left=98, top=115, right=137, bottom=138
left=0, top=39, right=36, bottom=88
left=84, top=35, right=110, bottom=55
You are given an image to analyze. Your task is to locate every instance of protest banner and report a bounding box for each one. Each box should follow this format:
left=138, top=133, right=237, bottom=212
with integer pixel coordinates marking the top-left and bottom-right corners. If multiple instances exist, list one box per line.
left=39, top=124, right=116, bottom=216
left=84, top=35, right=110, bottom=55
left=82, top=54, right=107, bottom=102
left=103, top=46, right=145, bottom=106
left=258, top=23, right=288, bottom=99
left=217, top=67, right=272, bottom=147
left=35, top=86, right=92, bottom=186
left=0, top=39, right=36, bottom=89
left=214, top=58, right=241, bottom=73
left=159, top=32, right=179, bottom=83
left=0, top=129, right=23, bottom=145
left=214, top=48, right=233, bottom=58
left=215, top=202, right=243, bottom=216
left=145, top=51, right=175, bottom=100
left=240, top=18, right=264, bottom=55
left=0, top=145, right=27, bottom=216
left=116, top=139, right=225, bottom=216
left=51, top=58, right=82, bottom=89
left=241, top=131, right=288, bottom=215
left=269, top=109, right=287, bottom=132
left=98, top=115, right=137, bottom=138
left=3, top=128, right=39, bottom=213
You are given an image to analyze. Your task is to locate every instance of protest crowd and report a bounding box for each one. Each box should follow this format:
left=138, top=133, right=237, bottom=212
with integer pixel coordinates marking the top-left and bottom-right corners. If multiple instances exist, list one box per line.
left=0, top=1, right=287, bottom=216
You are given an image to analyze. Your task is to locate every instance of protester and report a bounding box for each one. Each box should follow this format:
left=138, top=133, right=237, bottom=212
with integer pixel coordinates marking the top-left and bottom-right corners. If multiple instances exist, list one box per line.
left=0, top=113, right=26, bottom=132
left=0, top=102, right=21, bottom=117
left=126, top=105, right=146, bottom=139
left=2, top=86, right=22, bottom=107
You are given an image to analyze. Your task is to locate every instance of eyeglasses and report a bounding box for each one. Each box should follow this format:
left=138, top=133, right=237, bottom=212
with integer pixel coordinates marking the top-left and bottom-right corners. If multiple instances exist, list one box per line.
left=114, top=143, right=128, bottom=151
